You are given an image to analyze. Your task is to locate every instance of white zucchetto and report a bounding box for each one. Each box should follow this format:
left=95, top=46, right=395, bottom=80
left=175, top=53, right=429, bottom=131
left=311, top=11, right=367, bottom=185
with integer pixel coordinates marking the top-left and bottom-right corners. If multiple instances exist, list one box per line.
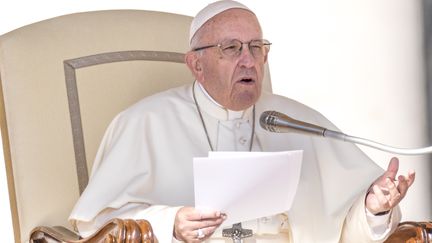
left=189, top=0, right=252, bottom=44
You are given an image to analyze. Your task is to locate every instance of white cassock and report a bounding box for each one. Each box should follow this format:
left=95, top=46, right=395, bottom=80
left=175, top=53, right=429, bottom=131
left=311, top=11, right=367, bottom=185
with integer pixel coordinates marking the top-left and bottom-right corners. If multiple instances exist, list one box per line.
left=69, top=82, right=401, bottom=242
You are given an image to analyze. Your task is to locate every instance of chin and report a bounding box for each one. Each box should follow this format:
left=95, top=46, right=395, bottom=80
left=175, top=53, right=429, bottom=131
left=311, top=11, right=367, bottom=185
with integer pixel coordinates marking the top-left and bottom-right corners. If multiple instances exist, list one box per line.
left=231, top=94, right=258, bottom=110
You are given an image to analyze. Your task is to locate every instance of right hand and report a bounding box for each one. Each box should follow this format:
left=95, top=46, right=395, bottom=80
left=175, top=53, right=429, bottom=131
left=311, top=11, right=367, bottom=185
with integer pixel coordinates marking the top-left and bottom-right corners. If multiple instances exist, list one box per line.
left=173, top=206, right=226, bottom=242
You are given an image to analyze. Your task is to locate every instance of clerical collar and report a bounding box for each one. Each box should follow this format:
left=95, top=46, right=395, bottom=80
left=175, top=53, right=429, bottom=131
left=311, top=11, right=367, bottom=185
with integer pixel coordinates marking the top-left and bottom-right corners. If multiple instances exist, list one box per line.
left=195, top=81, right=252, bottom=121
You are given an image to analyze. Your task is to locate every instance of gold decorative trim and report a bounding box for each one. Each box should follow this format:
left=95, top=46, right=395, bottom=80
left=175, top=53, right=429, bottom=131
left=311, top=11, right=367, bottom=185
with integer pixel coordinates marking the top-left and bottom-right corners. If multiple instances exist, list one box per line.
left=63, top=50, right=185, bottom=194
left=0, top=73, right=21, bottom=243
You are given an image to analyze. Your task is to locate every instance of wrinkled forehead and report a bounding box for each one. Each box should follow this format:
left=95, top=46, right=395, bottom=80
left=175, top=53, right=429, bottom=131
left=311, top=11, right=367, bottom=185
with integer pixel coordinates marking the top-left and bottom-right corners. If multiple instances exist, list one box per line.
left=189, top=0, right=254, bottom=43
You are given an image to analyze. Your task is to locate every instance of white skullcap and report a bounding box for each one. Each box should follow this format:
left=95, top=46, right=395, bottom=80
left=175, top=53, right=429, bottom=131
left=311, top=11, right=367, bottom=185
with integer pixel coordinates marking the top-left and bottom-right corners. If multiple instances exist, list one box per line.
left=189, top=0, right=252, bottom=44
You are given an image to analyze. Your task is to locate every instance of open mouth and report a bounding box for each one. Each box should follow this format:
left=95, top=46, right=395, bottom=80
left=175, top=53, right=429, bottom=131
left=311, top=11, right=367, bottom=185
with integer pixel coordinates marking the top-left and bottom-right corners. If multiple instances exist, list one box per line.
left=238, top=78, right=255, bottom=84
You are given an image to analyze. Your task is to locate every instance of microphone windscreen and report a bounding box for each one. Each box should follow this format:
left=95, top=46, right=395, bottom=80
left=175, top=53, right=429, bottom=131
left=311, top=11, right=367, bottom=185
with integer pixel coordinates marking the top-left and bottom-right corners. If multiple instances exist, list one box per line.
left=260, top=110, right=326, bottom=135
left=259, top=110, right=283, bottom=132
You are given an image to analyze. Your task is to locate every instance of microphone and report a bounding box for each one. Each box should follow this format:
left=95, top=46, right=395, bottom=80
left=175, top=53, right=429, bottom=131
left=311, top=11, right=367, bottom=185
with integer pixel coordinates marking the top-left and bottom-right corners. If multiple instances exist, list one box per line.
left=260, top=110, right=432, bottom=155
left=260, top=111, right=326, bottom=136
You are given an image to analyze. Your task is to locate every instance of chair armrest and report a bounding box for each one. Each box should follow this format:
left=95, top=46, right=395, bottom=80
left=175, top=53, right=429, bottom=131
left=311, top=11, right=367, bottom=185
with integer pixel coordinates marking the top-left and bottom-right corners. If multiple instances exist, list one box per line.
left=29, top=218, right=154, bottom=243
left=384, top=221, right=432, bottom=242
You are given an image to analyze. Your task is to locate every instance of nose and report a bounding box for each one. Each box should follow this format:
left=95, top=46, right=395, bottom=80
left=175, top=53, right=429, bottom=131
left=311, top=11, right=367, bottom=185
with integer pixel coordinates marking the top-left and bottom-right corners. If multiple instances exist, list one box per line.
left=237, top=44, right=255, bottom=68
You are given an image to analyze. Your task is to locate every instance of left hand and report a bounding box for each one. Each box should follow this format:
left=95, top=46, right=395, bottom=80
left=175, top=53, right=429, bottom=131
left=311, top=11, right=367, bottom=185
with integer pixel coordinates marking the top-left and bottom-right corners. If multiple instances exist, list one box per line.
left=365, top=157, right=415, bottom=215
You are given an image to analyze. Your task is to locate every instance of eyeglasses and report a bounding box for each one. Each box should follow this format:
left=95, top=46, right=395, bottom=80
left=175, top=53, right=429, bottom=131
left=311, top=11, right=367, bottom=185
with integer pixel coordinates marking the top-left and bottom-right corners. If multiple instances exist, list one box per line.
left=192, top=39, right=271, bottom=59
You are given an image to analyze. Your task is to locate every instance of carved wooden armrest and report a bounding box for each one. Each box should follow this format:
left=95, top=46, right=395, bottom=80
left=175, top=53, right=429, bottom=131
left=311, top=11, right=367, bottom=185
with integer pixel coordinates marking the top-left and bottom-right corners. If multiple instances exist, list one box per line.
left=30, top=218, right=154, bottom=243
left=384, top=221, right=432, bottom=243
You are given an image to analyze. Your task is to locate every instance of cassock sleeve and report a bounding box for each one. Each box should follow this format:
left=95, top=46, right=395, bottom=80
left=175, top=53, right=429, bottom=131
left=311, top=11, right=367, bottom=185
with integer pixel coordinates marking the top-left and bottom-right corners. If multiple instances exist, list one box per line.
left=340, top=192, right=401, bottom=243
left=69, top=110, right=184, bottom=242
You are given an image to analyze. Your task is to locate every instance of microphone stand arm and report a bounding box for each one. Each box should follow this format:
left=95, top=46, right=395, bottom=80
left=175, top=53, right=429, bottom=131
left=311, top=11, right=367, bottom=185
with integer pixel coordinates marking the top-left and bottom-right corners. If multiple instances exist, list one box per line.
left=260, top=110, right=432, bottom=156
left=324, top=129, right=432, bottom=155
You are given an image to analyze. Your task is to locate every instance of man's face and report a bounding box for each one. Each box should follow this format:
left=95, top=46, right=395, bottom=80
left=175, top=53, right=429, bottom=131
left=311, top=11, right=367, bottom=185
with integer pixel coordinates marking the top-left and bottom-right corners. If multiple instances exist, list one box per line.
left=193, top=9, right=268, bottom=111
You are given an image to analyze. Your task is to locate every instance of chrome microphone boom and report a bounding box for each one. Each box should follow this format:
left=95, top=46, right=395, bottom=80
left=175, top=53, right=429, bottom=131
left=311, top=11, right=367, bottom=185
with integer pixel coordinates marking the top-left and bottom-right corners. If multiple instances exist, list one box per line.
left=260, top=110, right=432, bottom=155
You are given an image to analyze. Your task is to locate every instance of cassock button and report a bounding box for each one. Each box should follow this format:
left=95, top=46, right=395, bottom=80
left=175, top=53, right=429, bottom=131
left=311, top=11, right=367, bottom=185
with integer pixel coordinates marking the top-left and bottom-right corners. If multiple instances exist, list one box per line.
left=236, top=121, right=242, bottom=129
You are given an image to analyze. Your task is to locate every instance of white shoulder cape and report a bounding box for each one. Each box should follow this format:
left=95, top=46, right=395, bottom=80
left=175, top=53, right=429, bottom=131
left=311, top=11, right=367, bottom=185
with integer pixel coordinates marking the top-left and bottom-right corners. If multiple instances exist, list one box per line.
left=70, top=83, right=384, bottom=241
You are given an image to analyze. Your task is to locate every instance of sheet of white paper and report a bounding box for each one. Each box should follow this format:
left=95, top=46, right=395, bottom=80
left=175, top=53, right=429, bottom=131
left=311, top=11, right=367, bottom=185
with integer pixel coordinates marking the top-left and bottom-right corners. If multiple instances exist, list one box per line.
left=193, top=150, right=303, bottom=227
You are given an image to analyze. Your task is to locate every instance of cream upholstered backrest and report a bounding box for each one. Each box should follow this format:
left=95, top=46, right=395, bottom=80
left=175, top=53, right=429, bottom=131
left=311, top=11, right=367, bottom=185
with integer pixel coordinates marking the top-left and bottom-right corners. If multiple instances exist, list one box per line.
left=0, top=9, right=272, bottom=243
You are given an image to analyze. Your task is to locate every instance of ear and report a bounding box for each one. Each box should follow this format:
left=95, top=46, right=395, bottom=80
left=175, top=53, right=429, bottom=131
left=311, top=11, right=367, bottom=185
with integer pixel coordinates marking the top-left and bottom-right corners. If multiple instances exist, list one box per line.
left=185, top=51, right=203, bottom=79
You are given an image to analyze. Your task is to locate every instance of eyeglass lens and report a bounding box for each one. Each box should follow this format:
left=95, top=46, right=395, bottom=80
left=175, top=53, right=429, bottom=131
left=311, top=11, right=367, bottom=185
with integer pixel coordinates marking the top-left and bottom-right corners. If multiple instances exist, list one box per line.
left=219, top=39, right=270, bottom=58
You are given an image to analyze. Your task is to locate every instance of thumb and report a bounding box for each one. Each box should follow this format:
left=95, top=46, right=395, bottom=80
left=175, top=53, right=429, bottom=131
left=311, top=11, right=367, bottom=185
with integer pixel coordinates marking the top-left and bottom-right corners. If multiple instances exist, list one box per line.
left=386, top=157, right=399, bottom=179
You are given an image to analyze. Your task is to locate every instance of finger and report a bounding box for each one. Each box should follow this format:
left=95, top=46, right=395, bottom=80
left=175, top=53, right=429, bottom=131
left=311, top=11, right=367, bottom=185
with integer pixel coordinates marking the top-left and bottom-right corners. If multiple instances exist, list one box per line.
left=397, top=174, right=409, bottom=195
left=200, top=210, right=225, bottom=219
left=203, top=225, right=219, bottom=236
left=378, top=176, right=399, bottom=193
left=185, top=217, right=225, bottom=235
left=198, top=217, right=226, bottom=228
left=406, top=170, right=416, bottom=187
left=385, top=157, right=399, bottom=179
left=188, top=210, right=224, bottom=221
left=386, top=177, right=401, bottom=206
left=372, top=184, right=390, bottom=210
left=397, top=170, right=416, bottom=194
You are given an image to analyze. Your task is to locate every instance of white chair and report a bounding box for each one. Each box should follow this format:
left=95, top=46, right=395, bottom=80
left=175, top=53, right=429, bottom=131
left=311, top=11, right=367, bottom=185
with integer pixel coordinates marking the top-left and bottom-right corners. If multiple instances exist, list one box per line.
left=0, top=9, right=195, bottom=242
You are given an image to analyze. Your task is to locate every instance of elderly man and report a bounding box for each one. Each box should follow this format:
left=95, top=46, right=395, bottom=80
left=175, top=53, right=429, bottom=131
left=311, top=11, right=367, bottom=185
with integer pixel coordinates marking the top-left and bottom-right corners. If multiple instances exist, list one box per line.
left=70, top=1, right=415, bottom=242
